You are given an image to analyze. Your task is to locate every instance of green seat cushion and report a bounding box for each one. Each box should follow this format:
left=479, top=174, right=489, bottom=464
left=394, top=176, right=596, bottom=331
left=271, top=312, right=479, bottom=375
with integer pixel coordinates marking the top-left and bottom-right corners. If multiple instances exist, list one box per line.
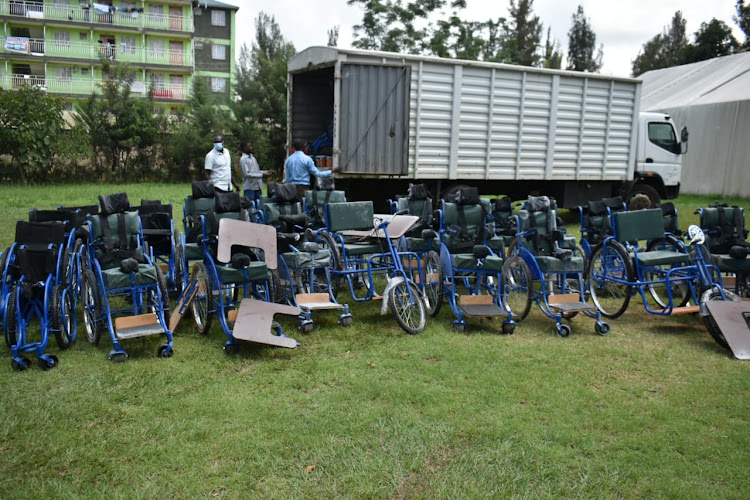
left=636, top=250, right=690, bottom=266
left=101, top=264, right=157, bottom=289
left=327, top=201, right=374, bottom=232
left=282, top=250, right=332, bottom=268
left=216, top=261, right=268, bottom=283
left=487, top=236, right=506, bottom=251
left=340, top=242, right=384, bottom=256
left=711, top=254, right=750, bottom=273
left=535, top=256, right=585, bottom=273
left=451, top=254, right=504, bottom=271
left=403, top=237, right=440, bottom=252
left=184, top=242, right=203, bottom=260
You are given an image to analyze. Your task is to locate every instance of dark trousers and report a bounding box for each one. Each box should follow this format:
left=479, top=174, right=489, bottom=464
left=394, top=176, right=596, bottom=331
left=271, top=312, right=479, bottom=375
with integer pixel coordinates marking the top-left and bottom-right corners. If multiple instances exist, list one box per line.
left=294, top=184, right=310, bottom=203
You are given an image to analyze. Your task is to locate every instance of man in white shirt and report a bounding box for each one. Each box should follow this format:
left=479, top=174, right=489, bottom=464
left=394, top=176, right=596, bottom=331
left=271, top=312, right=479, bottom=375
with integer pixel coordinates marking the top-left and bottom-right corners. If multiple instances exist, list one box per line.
left=239, top=141, right=273, bottom=204
left=204, top=134, right=238, bottom=192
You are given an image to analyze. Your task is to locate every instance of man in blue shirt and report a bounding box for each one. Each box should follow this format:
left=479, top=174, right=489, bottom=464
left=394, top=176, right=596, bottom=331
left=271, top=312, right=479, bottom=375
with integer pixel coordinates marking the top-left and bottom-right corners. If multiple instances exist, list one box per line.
left=284, top=139, right=338, bottom=201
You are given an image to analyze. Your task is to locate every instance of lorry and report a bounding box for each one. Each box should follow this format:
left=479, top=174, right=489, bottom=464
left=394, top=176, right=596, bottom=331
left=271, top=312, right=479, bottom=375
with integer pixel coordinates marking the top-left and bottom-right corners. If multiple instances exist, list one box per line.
left=287, top=46, right=688, bottom=209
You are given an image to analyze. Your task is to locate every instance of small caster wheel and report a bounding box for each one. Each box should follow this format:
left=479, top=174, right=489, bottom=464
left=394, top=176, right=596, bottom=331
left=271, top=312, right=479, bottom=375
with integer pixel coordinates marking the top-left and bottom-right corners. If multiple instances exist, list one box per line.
left=157, top=344, right=173, bottom=358
left=224, top=343, right=240, bottom=355
left=11, top=359, right=28, bottom=372
left=21, top=357, right=32, bottom=368
left=109, top=352, right=127, bottom=363
left=502, top=322, right=515, bottom=335
left=556, top=323, right=571, bottom=338
left=300, top=321, right=314, bottom=334
left=38, top=355, right=59, bottom=371
left=595, top=322, right=611, bottom=336
left=452, top=322, right=466, bottom=333
left=339, top=315, right=353, bottom=327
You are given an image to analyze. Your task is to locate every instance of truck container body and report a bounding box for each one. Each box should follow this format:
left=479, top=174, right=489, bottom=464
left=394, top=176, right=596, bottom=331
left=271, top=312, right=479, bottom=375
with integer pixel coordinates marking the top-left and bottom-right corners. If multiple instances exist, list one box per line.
left=288, top=47, right=682, bottom=208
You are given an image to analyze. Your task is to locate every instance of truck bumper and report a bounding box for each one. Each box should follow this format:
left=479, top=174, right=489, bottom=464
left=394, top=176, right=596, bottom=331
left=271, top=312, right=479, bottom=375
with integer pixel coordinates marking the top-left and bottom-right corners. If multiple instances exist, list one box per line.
left=665, top=183, right=680, bottom=199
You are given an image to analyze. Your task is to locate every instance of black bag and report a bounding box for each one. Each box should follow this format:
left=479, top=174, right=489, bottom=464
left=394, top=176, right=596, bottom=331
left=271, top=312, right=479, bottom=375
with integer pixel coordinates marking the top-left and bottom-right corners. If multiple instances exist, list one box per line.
left=215, top=191, right=242, bottom=213
left=271, top=183, right=298, bottom=203
left=455, top=187, right=479, bottom=206
left=99, top=193, right=131, bottom=216
left=192, top=180, right=215, bottom=199
left=408, top=183, right=429, bottom=201
left=120, top=258, right=140, bottom=274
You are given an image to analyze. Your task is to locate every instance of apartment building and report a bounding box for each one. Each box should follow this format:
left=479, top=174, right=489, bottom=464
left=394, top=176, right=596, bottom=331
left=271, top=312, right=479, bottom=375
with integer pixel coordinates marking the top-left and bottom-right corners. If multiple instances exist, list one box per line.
left=0, top=0, right=199, bottom=112
left=192, top=0, right=235, bottom=101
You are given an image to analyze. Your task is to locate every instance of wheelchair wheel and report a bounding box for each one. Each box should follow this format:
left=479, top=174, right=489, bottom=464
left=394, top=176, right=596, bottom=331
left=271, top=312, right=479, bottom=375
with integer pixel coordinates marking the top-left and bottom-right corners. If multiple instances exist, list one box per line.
left=644, top=235, right=691, bottom=308
left=700, top=286, right=740, bottom=350
left=191, top=262, right=213, bottom=335
left=389, top=280, right=426, bottom=334
left=81, top=269, right=103, bottom=345
left=316, top=231, right=342, bottom=298
left=502, top=256, right=532, bottom=321
left=4, top=286, right=18, bottom=348
left=50, top=284, right=74, bottom=350
left=173, top=241, right=184, bottom=296
left=422, top=250, right=443, bottom=317
left=587, top=241, right=633, bottom=319
left=154, top=265, right=170, bottom=313
left=61, top=245, right=73, bottom=288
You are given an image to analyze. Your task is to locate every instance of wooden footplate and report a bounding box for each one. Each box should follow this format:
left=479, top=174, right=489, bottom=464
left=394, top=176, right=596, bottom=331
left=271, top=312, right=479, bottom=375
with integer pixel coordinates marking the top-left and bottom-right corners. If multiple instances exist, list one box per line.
left=706, top=301, right=750, bottom=360
left=115, top=313, right=165, bottom=339
left=296, top=293, right=345, bottom=311
left=231, top=298, right=301, bottom=348
left=548, top=293, right=597, bottom=313
left=458, top=295, right=507, bottom=317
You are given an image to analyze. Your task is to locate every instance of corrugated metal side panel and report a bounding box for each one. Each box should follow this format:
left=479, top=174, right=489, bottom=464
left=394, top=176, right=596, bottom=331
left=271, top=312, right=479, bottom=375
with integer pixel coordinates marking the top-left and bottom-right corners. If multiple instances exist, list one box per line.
left=409, top=62, right=453, bottom=178
left=579, top=79, right=610, bottom=179
left=553, top=77, right=585, bottom=178
left=456, top=67, right=491, bottom=178
left=605, top=82, right=638, bottom=179
left=487, top=71, right=523, bottom=178
left=339, top=64, right=409, bottom=175
left=519, top=73, right=552, bottom=179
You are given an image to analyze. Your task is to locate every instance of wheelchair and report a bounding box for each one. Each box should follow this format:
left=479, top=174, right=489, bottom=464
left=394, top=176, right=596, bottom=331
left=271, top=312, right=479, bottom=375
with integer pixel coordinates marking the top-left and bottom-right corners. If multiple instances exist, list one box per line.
left=435, top=187, right=513, bottom=333
left=186, top=191, right=293, bottom=352
left=697, top=203, right=749, bottom=300
left=318, top=200, right=427, bottom=334
left=503, top=196, right=608, bottom=337
left=304, top=177, right=346, bottom=230
left=6, top=219, right=77, bottom=371
left=586, top=208, right=731, bottom=333
left=577, top=196, right=626, bottom=259
left=488, top=196, right=517, bottom=257
left=81, top=193, right=173, bottom=362
left=135, top=200, right=184, bottom=296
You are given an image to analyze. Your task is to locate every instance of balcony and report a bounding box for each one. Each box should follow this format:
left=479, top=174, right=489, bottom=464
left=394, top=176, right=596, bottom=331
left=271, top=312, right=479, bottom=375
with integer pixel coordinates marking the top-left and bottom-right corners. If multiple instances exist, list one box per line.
left=0, top=36, right=193, bottom=67
left=0, top=73, right=191, bottom=100
left=0, top=1, right=193, bottom=33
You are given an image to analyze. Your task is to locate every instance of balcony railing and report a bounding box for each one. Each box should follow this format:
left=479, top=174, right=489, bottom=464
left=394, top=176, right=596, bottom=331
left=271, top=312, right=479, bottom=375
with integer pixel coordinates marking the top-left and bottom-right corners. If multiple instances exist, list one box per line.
left=1, top=73, right=191, bottom=100
left=0, top=36, right=193, bottom=66
left=0, top=1, right=193, bottom=33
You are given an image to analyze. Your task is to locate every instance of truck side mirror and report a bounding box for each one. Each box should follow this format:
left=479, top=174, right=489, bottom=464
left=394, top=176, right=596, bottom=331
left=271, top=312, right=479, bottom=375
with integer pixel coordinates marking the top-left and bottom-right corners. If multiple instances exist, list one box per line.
left=680, top=126, right=688, bottom=154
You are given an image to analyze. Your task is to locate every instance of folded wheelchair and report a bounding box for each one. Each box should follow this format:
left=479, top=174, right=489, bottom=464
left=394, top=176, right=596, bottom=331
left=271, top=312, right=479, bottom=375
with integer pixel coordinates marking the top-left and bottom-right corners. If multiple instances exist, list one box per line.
left=81, top=193, right=173, bottom=362
left=135, top=199, right=183, bottom=296
left=503, top=196, right=608, bottom=337
left=6, top=219, right=77, bottom=370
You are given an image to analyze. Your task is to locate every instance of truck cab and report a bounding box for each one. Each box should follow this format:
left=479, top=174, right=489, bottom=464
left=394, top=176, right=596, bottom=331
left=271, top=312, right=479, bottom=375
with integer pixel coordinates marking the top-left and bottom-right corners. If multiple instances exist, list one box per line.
left=629, top=112, right=688, bottom=208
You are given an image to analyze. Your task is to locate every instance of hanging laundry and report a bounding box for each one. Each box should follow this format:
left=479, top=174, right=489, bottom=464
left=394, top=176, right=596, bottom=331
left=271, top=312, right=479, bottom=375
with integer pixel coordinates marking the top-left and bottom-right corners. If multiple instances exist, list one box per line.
left=92, top=2, right=109, bottom=14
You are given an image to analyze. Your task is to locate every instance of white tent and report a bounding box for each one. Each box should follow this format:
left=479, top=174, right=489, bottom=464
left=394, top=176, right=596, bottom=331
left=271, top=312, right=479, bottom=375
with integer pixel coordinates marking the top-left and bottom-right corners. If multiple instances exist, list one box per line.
left=640, top=52, right=750, bottom=198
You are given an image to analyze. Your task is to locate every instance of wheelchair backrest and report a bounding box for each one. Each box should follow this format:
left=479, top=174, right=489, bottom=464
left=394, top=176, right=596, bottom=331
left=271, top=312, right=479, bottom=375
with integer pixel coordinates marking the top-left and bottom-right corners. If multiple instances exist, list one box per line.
left=326, top=201, right=374, bottom=233
left=441, top=198, right=490, bottom=251
left=517, top=208, right=561, bottom=256
left=491, top=197, right=514, bottom=236
left=580, top=199, right=614, bottom=246
left=395, top=196, right=433, bottom=227
left=15, top=220, right=68, bottom=283
left=184, top=196, right=216, bottom=243
left=700, top=205, right=747, bottom=254
left=305, top=189, right=346, bottom=229
left=262, top=201, right=303, bottom=227
left=658, top=202, right=680, bottom=235
left=29, top=208, right=87, bottom=230
left=613, top=209, right=665, bottom=244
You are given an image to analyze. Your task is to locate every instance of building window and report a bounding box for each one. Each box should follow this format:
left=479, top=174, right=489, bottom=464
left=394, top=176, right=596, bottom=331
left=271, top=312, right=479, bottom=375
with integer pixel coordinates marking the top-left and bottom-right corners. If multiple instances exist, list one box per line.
left=211, top=9, right=226, bottom=26
left=79, top=32, right=88, bottom=41
left=149, top=38, right=165, bottom=58
left=81, top=67, right=89, bottom=75
left=195, top=41, right=203, bottom=49
left=121, top=36, right=136, bottom=55
left=211, top=44, right=226, bottom=60
left=211, top=77, right=227, bottom=93
left=195, top=7, right=202, bottom=15
left=56, top=67, right=72, bottom=83
left=54, top=31, right=71, bottom=48
left=149, top=4, right=164, bottom=23
left=150, top=73, right=165, bottom=89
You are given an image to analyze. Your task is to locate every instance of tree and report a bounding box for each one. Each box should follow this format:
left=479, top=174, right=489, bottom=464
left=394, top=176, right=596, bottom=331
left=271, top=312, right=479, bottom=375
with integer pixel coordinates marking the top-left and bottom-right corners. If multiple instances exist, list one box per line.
left=541, top=27, right=562, bottom=69
left=632, top=11, right=688, bottom=76
left=235, top=13, right=296, bottom=173
left=566, top=5, right=602, bottom=72
left=733, top=0, right=750, bottom=48
left=508, top=0, right=542, bottom=66
left=0, top=85, right=68, bottom=183
left=683, top=18, right=738, bottom=64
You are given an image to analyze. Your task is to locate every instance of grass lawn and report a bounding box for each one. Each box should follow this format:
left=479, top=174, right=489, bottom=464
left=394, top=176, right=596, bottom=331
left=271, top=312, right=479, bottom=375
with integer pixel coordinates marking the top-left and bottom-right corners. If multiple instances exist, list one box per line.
left=0, top=183, right=749, bottom=498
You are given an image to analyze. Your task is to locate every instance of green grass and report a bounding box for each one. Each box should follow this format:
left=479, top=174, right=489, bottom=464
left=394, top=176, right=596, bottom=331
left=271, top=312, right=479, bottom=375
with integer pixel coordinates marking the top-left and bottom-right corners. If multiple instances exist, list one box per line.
left=1, top=184, right=749, bottom=498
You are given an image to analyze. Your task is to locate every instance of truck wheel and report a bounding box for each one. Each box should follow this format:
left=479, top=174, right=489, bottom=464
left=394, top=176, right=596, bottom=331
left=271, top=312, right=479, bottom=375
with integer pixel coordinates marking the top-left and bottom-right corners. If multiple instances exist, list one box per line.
left=627, top=184, right=660, bottom=210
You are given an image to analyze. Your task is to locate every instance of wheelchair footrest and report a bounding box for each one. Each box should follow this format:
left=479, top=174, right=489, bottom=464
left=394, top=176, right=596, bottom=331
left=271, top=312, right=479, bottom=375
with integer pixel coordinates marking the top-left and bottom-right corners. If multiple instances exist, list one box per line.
left=548, top=294, right=596, bottom=312
left=669, top=305, right=700, bottom=315
left=297, top=293, right=344, bottom=311
left=458, top=295, right=506, bottom=317
left=115, top=314, right=165, bottom=339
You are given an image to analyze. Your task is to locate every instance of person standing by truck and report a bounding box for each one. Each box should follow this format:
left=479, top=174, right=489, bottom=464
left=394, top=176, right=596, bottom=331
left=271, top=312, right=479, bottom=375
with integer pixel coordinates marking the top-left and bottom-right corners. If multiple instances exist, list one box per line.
left=283, top=139, right=337, bottom=202
left=239, top=141, right=272, bottom=204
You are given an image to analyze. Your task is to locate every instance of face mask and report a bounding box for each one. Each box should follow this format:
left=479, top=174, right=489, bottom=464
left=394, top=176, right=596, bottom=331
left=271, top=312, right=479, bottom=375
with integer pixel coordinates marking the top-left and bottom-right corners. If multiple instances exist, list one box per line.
left=214, top=143, right=223, bottom=152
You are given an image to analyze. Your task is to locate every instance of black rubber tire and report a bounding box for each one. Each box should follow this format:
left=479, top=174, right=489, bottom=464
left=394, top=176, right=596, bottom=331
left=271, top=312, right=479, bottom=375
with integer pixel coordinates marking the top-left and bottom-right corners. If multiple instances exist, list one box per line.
left=644, top=235, right=691, bottom=308
left=109, top=352, right=127, bottom=363
left=38, top=354, right=59, bottom=371
left=557, top=323, right=571, bottom=338
left=173, top=239, right=184, bottom=297
left=71, top=238, right=85, bottom=299
left=587, top=241, right=634, bottom=319
left=157, top=344, right=173, bottom=358
left=422, top=250, right=444, bottom=317
left=389, top=280, right=426, bottom=334
left=81, top=269, right=103, bottom=345
left=191, top=262, right=213, bottom=335
left=50, top=284, right=74, bottom=350
left=4, top=285, right=18, bottom=348
left=627, top=183, right=661, bottom=210
left=61, top=246, right=72, bottom=288
left=502, top=256, right=532, bottom=322
left=316, top=230, right=343, bottom=298
left=154, top=264, right=170, bottom=313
